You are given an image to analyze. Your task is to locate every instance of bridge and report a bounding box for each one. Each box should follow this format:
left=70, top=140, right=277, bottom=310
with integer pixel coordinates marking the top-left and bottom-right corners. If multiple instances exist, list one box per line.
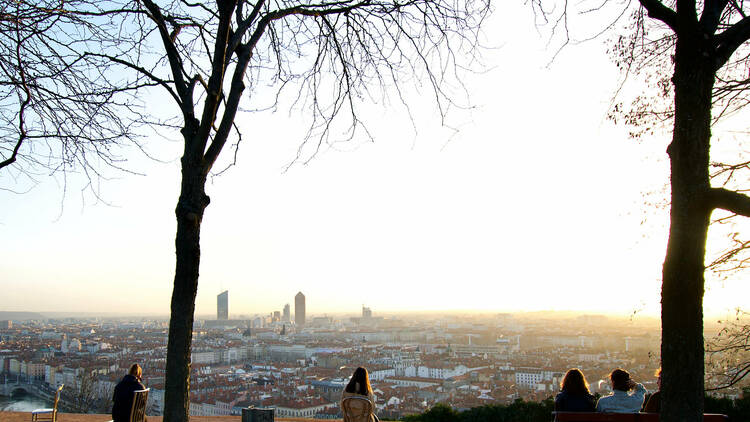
left=0, top=377, right=53, bottom=399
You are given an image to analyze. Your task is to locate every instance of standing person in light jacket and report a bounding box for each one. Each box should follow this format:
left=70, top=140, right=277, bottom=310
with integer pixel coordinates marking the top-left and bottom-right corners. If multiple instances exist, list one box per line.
left=112, top=364, right=146, bottom=422
left=555, top=368, right=596, bottom=413
left=596, top=368, right=646, bottom=413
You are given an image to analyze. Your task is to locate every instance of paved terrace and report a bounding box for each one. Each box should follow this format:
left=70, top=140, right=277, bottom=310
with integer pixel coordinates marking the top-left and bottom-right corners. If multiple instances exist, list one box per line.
left=0, top=412, right=338, bottom=422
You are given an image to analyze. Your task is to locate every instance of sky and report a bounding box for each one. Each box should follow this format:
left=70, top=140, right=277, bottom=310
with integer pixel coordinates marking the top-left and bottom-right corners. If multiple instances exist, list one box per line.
left=1, top=2, right=748, bottom=320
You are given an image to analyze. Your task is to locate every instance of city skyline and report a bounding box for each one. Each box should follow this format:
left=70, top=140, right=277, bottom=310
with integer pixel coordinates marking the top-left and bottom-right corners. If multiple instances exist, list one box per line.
left=1, top=309, right=712, bottom=418
left=1, top=2, right=749, bottom=319
left=0, top=308, right=667, bottom=324
left=208, top=290, right=317, bottom=322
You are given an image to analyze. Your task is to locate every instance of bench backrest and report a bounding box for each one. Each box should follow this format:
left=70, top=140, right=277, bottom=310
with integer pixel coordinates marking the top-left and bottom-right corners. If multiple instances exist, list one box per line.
left=129, top=388, right=149, bottom=422
left=342, top=395, right=374, bottom=422
left=52, top=384, right=64, bottom=418
left=553, top=412, right=729, bottom=422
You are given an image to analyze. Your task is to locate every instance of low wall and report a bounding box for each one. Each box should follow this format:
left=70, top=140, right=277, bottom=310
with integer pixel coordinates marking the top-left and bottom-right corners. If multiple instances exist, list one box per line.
left=0, top=412, right=340, bottom=422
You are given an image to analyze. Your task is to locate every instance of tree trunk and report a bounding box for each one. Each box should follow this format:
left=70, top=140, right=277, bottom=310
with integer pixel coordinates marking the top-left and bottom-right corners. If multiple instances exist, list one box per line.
left=163, top=132, right=209, bottom=422
left=660, top=31, right=714, bottom=422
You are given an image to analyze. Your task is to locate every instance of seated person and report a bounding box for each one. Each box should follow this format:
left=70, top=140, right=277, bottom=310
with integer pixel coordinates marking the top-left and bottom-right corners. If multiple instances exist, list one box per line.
left=596, top=368, right=646, bottom=413
left=112, top=364, right=146, bottom=422
left=643, top=368, right=661, bottom=412
left=341, top=367, right=378, bottom=422
left=555, top=368, right=596, bottom=413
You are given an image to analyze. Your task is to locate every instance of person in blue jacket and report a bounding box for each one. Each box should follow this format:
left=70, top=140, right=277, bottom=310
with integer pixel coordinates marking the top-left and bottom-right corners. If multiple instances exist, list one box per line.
left=596, top=368, right=646, bottom=413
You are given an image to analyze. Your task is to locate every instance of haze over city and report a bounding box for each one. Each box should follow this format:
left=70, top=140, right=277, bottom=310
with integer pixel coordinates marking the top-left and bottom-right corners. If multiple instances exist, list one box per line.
left=1, top=1, right=749, bottom=319
left=4, top=0, right=750, bottom=421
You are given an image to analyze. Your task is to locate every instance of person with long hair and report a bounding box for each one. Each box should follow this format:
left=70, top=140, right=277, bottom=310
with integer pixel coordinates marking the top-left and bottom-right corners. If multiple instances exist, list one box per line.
left=341, top=367, right=378, bottom=422
left=596, top=368, right=646, bottom=413
left=555, top=368, right=596, bottom=413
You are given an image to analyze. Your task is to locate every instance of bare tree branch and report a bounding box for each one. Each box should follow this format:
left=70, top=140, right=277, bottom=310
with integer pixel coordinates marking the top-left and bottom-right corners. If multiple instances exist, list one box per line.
left=84, top=52, right=181, bottom=105
left=715, top=17, right=750, bottom=69
left=195, top=0, right=236, bottom=156
left=709, top=187, right=750, bottom=216
left=638, top=0, right=678, bottom=31
left=0, top=0, right=153, bottom=195
left=701, top=0, right=730, bottom=33
left=0, top=1, right=31, bottom=170
left=203, top=43, right=252, bottom=174
left=139, top=0, right=192, bottom=113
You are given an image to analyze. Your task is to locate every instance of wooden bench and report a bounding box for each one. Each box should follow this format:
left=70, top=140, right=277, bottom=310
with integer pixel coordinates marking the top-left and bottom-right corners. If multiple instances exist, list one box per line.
left=553, top=412, right=729, bottom=421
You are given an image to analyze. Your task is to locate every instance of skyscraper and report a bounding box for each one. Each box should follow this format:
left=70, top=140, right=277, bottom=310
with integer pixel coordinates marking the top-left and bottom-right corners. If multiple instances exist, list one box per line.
left=295, top=292, right=305, bottom=327
left=283, top=304, right=291, bottom=322
left=217, top=290, right=228, bottom=320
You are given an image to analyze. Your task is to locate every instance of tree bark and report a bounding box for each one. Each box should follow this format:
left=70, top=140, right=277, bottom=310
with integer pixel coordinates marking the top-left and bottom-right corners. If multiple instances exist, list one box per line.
left=660, top=29, right=714, bottom=422
left=164, top=128, right=210, bottom=422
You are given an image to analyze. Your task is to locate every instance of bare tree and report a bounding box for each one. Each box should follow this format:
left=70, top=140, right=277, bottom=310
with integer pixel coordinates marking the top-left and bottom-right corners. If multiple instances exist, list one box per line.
left=65, top=370, right=113, bottom=414
left=531, top=0, right=750, bottom=419
left=606, top=1, right=750, bottom=420
left=26, top=1, right=488, bottom=421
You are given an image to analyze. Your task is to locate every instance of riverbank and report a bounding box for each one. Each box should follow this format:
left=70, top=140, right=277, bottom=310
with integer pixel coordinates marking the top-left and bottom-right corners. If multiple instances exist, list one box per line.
left=0, top=412, right=335, bottom=422
left=0, top=394, right=52, bottom=412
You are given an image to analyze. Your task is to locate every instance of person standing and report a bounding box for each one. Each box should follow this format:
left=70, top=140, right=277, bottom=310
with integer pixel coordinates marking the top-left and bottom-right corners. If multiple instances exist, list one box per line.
left=112, top=364, right=146, bottom=422
left=596, top=368, right=646, bottom=413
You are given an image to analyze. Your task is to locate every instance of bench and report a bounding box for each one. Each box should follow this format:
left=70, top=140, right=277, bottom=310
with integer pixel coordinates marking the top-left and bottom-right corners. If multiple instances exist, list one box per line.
left=553, top=412, right=729, bottom=421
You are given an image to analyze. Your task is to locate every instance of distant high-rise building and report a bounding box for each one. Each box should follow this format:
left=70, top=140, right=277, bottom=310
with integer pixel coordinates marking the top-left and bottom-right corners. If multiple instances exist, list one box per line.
left=362, top=305, right=372, bottom=318
left=295, top=292, right=305, bottom=327
left=217, top=290, right=229, bottom=320
left=283, top=304, right=291, bottom=322
left=273, top=311, right=281, bottom=322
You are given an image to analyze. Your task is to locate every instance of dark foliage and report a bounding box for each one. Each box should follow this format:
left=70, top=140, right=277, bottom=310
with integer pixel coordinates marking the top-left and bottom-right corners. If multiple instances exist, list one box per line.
left=400, top=395, right=750, bottom=422
left=401, top=398, right=555, bottom=422
left=705, top=389, right=750, bottom=422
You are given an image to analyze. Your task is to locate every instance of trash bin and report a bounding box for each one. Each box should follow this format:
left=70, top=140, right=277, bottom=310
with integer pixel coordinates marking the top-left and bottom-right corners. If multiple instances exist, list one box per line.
left=242, top=406, right=274, bottom=422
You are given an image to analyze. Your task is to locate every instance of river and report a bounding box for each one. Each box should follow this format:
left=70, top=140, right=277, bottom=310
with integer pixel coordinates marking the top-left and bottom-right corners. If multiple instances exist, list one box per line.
left=0, top=393, right=53, bottom=412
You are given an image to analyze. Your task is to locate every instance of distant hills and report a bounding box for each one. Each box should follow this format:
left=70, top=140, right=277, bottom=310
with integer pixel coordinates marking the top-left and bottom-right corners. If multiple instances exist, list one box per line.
left=0, top=311, right=47, bottom=321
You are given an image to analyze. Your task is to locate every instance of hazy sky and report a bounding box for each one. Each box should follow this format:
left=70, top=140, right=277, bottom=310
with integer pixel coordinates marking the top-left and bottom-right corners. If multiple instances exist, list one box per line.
left=1, top=3, right=748, bottom=319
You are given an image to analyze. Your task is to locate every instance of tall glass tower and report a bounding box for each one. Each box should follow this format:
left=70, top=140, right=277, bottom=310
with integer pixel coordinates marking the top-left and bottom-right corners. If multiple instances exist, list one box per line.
left=283, top=303, right=291, bottom=322
left=217, top=290, right=229, bottom=320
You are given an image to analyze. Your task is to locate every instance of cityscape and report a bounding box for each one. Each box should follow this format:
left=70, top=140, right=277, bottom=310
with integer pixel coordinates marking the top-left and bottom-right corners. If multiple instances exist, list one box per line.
left=0, top=290, right=743, bottom=419
left=4, top=0, right=750, bottom=420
